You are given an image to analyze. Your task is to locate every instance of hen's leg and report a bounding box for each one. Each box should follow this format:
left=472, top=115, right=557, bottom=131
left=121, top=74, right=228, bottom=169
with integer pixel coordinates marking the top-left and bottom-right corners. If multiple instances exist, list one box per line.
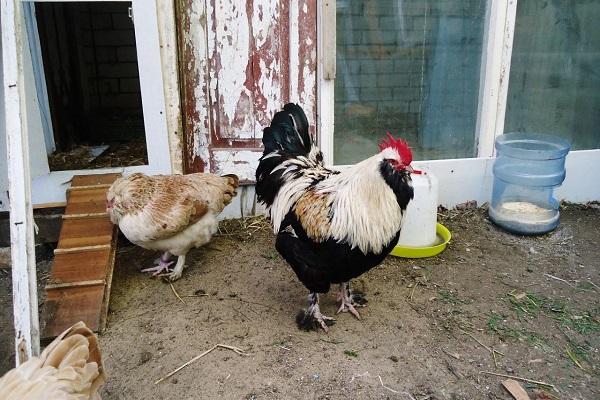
left=163, top=254, right=186, bottom=282
left=296, top=292, right=336, bottom=333
left=336, top=281, right=367, bottom=320
left=141, top=252, right=173, bottom=276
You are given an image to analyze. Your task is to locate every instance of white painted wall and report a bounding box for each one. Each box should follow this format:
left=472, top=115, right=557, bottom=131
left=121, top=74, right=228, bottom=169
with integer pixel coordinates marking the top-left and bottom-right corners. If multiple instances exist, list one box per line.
left=21, top=11, right=48, bottom=180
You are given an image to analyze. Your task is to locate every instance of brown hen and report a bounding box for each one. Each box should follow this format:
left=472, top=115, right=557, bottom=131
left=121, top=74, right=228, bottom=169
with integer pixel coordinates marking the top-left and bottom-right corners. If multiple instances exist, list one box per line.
left=107, top=172, right=239, bottom=280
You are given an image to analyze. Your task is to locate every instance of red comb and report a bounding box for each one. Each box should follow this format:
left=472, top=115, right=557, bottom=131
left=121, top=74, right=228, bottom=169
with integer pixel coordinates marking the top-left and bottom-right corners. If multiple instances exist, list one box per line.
left=379, top=131, right=413, bottom=165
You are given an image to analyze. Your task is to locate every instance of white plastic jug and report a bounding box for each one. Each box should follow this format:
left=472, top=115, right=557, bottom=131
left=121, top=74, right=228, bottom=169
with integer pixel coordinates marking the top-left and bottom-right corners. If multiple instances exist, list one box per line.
left=397, top=170, right=438, bottom=247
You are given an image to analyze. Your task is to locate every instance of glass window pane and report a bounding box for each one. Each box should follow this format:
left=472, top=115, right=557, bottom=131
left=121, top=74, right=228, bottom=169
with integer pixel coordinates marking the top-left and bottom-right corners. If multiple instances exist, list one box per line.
left=334, top=0, right=487, bottom=164
left=504, top=1, right=600, bottom=150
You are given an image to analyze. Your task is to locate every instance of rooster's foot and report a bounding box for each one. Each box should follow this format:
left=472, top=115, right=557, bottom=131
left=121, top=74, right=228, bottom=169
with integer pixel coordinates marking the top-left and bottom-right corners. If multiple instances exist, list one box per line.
left=336, top=282, right=367, bottom=320
left=296, top=293, right=335, bottom=333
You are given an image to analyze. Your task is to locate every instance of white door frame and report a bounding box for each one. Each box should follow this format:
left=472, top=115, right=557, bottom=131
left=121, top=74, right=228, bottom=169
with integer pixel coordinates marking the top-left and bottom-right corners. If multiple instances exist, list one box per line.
left=21, top=0, right=173, bottom=207
left=317, top=0, right=600, bottom=205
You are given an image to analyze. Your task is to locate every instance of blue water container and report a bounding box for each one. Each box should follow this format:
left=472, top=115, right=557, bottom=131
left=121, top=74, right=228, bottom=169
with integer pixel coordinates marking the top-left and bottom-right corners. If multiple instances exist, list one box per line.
left=489, top=133, right=571, bottom=235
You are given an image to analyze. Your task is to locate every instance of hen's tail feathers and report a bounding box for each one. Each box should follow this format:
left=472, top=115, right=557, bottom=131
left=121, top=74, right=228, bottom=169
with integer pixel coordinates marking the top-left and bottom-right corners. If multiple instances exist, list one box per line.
left=0, top=321, right=106, bottom=399
left=221, top=173, right=239, bottom=189
left=221, top=174, right=239, bottom=205
left=262, top=103, right=311, bottom=157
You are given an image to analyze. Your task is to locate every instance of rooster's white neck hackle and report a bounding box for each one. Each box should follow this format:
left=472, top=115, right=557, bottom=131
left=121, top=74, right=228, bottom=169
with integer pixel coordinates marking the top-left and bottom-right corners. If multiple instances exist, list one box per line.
left=317, top=148, right=404, bottom=254
left=268, top=147, right=405, bottom=255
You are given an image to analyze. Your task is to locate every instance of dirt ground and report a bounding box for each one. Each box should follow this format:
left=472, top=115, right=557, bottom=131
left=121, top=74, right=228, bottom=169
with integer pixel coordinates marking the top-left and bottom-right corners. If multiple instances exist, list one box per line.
left=1, top=205, right=599, bottom=399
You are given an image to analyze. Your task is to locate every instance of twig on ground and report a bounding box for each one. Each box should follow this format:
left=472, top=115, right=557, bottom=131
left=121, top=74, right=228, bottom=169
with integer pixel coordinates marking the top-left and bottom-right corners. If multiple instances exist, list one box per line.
left=544, top=273, right=576, bottom=288
left=320, top=337, right=344, bottom=344
left=587, top=280, right=600, bottom=291
left=169, top=283, right=185, bottom=304
left=377, top=376, right=416, bottom=400
left=155, top=344, right=248, bottom=384
left=480, top=371, right=557, bottom=392
left=565, top=347, right=585, bottom=370
left=409, top=281, right=419, bottom=302
left=442, top=349, right=460, bottom=360
left=231, top=306, right=250, bottom=321
left=460, top=329, right=504, bottom=356
left=349, top=371, right=369, bottom=383
left=377, top=375, right=399, bottom=394
left=492, top=348, right=498, bottom=369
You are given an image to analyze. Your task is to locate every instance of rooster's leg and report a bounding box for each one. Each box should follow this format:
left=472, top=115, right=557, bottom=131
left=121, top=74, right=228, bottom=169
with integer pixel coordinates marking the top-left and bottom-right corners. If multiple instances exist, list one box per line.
left=153, top=251, right=172, bottom=265
left=141, top=252, right=174, bottom=276
left=336, top=281, right=367, bottom=320
left=296, top=292, right=336, bottom=333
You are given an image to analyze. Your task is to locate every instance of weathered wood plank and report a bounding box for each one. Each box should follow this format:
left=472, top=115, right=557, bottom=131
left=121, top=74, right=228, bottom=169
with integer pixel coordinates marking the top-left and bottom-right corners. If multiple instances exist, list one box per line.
left=178, top=0, right=317, bottom=178
left=43, top=285, right=105, bottom=338
left=2, top=0, right=41, bottom=363
left=70, top=173, right=123, bottom=187
left=57, top=218, right=114, bottom=249
left=50, top=249, right=111, bottom=283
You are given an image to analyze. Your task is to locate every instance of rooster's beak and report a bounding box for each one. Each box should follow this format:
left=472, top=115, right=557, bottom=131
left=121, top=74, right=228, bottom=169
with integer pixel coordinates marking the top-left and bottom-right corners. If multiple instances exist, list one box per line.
left=406, top=165, right=423, bottom=174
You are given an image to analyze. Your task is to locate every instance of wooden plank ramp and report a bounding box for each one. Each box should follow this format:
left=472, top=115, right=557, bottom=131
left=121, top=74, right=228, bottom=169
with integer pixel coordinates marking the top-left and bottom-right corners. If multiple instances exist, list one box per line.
left=42, top=173, right=121, bottom=339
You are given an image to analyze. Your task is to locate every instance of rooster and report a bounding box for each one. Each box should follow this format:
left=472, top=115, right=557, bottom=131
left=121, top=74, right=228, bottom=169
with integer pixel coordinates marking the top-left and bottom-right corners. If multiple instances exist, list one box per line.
left=107, top=172, right=239, bottom=281
left=256, top=103, right=416, bottom=332
left=0, top=321, right=105, bottom=399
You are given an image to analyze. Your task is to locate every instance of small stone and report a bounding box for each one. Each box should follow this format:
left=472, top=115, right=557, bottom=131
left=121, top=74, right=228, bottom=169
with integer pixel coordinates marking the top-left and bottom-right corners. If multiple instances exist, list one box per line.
left=389, top=355, right=399, bottom=363
left=505, top=366, right=514, bottom=373
left=529, top=247, right=538, bottom=254
left=171, top=378, right=178, bottom=384
left=139, top=351, right=152, bottom=365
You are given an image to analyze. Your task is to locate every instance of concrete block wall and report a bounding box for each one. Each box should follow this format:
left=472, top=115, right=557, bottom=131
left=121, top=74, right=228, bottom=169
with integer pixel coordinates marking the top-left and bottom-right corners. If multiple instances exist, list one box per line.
left=335, top=0, right=485, bottom=118
left=77, top=3, right=141, bottom=111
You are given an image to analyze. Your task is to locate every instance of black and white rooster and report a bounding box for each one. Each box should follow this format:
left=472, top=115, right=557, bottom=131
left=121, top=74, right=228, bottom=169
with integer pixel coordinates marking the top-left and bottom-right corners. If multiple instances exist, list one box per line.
left=256, top=103, right=417, bottom=332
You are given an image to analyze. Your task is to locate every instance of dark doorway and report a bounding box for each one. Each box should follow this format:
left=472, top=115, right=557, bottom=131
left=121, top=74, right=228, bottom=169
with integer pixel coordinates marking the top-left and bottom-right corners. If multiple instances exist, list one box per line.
left=35, top=1, right=148, bottom=171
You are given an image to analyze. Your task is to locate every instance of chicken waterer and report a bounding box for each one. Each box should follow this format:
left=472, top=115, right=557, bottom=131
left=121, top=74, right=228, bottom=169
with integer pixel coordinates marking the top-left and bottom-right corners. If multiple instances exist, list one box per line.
left=390, top=170, right=451, bottom=258
left=488, top=133, right=570, bottom=235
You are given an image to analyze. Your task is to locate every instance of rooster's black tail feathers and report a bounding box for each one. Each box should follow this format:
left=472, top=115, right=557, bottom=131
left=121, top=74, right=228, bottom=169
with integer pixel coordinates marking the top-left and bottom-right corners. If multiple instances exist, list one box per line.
left=262, top=103, right=311, bottom=157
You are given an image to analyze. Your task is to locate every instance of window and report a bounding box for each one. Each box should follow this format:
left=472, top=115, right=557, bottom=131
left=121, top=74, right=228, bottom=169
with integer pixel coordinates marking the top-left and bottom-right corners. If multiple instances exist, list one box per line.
left=504, top=0, right=600, bottom=150
left=334, top=0, right=487, bottom=164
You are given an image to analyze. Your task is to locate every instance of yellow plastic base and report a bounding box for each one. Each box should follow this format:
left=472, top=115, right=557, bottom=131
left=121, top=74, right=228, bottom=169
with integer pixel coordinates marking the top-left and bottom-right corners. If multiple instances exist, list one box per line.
left=389, top=223, right=451, bottom=258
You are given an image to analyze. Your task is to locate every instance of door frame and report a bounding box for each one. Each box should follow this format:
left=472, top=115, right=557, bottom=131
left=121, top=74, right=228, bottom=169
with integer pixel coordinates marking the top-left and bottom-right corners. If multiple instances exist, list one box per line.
left=16, top=0, right=177, bottom=207
left=316, top=0, right=600, bottom=205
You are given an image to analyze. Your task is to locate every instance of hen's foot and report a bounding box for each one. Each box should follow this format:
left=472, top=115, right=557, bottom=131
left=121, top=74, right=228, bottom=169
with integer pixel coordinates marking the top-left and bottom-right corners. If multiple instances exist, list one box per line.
left=336, top=283, right=367, bottom=320
left=158, top=255, right=186, bottom=282
left=141, top=261, right=174, bottom=277
left=296, top=293, right=335, bottom=333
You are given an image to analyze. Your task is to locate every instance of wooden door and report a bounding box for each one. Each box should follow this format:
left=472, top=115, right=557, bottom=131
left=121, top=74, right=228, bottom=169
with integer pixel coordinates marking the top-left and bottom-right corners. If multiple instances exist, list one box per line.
left=177, top=0, right=317, bottom=180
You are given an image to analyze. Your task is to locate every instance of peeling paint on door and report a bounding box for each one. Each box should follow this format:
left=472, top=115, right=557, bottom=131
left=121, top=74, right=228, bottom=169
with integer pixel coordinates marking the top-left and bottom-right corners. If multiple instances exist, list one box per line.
left=177, top=0, right=317, bottom=180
